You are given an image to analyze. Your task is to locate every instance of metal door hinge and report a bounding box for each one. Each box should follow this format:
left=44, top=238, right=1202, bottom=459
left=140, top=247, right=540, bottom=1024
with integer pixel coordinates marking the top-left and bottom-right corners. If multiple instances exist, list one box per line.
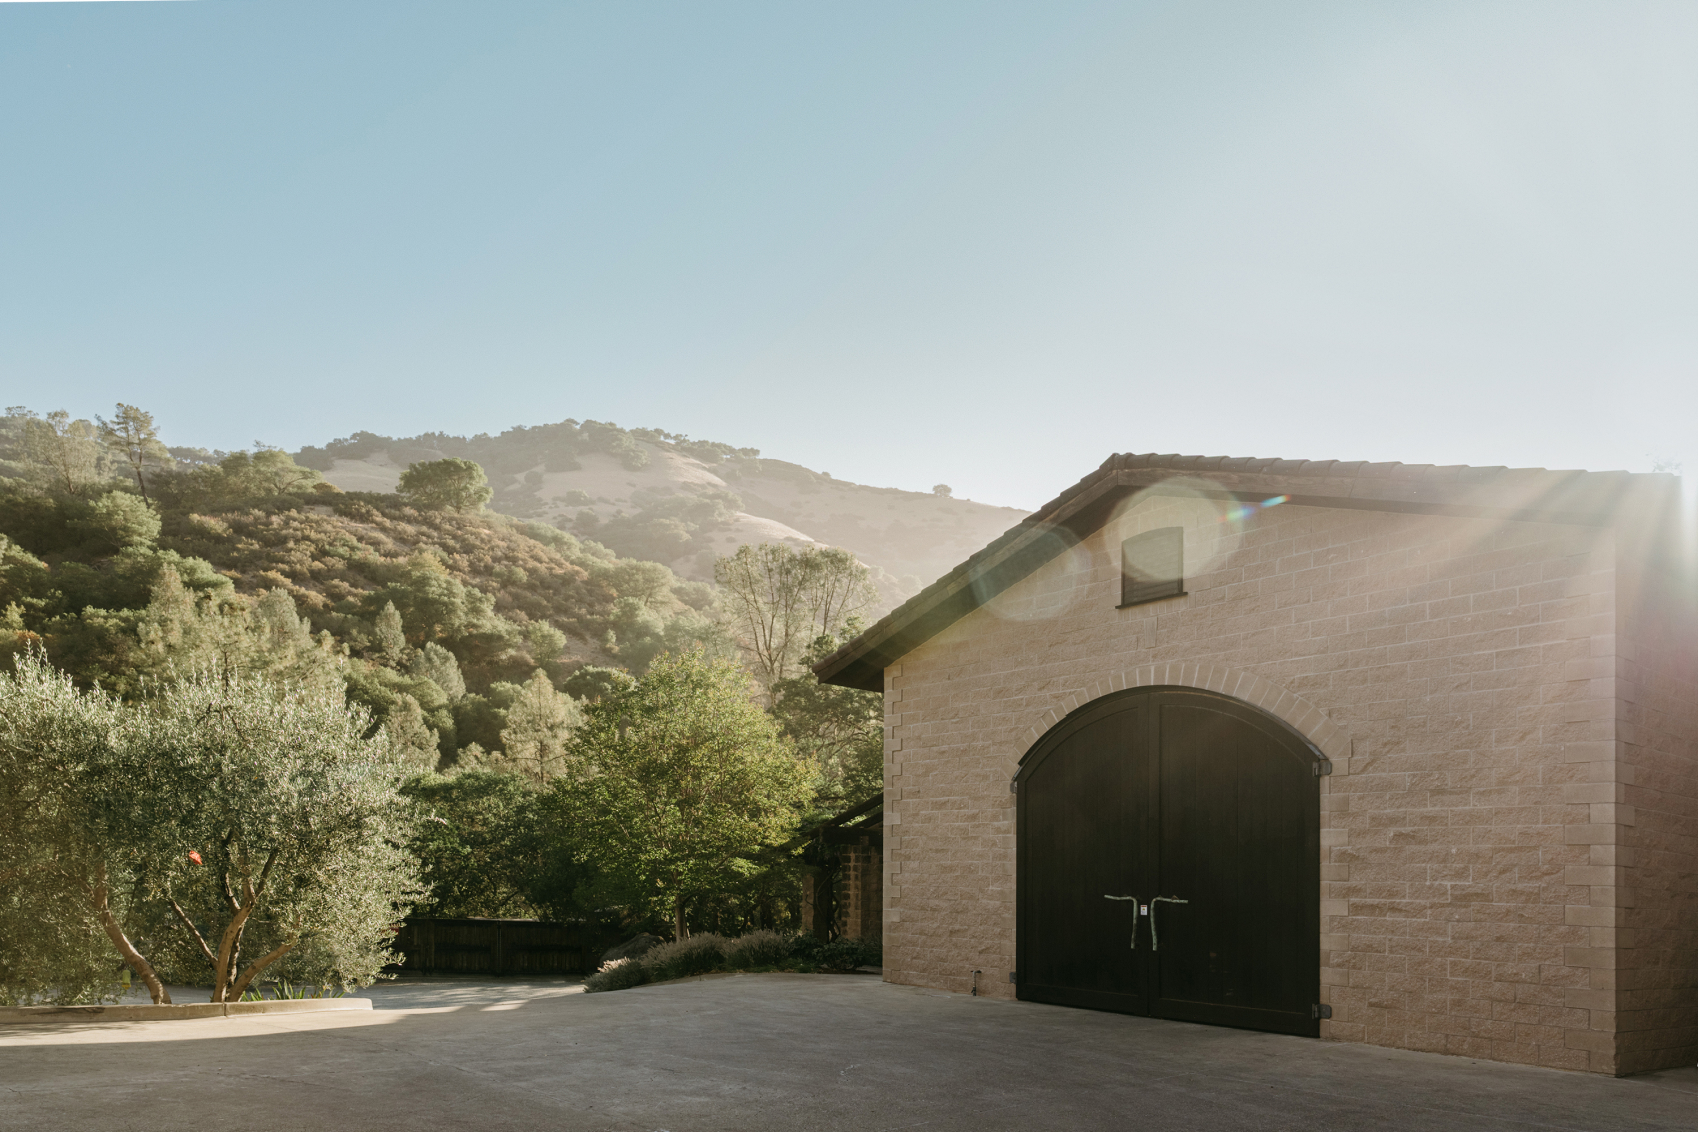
left=1312, top=1003, right=1332, bottom=1020
left=1010, top=778, right=1019, bottom=793
left=1009, top=971, right=1018, bottom=983
left=1313, top=760, right=1333, bottom=776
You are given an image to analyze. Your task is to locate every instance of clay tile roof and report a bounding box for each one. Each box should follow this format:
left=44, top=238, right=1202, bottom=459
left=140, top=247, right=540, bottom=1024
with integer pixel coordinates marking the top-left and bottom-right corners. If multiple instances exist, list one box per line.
left=812, top=452, right=1678, bottom=692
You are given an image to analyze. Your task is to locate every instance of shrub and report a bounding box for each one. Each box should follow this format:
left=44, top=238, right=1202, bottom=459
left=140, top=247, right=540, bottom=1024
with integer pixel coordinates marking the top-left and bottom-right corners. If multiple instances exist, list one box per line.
left=641, top=933, right=728, bottom=981
left=723, top=929, right=791, bottom=970
left=788, top=934, right=881, bottom=973
left=584, top=957, right=652, bottom=993
left=786, top=933, right=822, bottom=967
left=817, top=937, right=881, bottom=972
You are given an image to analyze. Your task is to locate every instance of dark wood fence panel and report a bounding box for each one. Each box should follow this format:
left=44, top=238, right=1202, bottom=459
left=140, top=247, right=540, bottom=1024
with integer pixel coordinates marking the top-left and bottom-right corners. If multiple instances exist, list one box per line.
left=391, top=918, right=612, bottom=976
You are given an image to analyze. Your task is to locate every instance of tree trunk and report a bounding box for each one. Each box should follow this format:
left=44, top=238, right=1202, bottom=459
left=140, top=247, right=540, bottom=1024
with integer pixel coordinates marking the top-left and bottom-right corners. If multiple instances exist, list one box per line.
left=90, top=865, right=170, bottom=1005
left=210, top=904, right=255, bottom=1003
left=226, top=940, right=298, bottom=1001
left=672, top=895, right=687, bottom=940
left=210, top=847, right=277, bottom=1002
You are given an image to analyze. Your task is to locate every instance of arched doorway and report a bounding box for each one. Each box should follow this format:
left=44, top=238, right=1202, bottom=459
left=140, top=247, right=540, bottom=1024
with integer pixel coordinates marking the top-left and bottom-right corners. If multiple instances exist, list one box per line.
left=1015, top=686, right=1322, bottom=1036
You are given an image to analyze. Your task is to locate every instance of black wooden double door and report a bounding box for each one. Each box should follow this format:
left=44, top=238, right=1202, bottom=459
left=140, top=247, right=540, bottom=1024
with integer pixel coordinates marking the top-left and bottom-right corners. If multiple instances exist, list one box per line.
left=1016, top=687, right=1320, bottom=1036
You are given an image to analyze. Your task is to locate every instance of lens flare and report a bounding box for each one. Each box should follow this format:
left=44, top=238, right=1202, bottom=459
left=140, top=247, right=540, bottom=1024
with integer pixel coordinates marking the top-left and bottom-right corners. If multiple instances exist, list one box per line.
left=1219, top=494, right=1287, bottom=524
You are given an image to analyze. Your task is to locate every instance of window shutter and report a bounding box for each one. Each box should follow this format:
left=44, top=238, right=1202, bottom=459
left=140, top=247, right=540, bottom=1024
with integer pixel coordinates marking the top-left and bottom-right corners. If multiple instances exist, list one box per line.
left=1120, top=527, right=1185, bottom=607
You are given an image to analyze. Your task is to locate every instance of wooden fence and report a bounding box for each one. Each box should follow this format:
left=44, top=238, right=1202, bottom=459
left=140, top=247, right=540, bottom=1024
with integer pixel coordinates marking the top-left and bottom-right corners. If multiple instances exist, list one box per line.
left=390, top=918, right=614, bottom=976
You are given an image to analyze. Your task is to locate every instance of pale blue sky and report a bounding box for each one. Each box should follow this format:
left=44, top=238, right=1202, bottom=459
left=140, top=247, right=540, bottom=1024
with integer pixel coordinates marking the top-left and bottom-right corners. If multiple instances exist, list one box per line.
left=3, top=1, right=1695, bottom=508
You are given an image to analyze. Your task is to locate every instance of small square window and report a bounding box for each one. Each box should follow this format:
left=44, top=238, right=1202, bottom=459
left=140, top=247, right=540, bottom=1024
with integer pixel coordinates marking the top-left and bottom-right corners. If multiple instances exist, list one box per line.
left=1120, top=526, right=1185, bottom=608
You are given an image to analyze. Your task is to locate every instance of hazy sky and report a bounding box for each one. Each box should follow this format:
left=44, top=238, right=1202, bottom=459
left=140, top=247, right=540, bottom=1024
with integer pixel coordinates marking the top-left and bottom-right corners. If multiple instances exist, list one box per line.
left=3, top=1, right=1695, bottom=509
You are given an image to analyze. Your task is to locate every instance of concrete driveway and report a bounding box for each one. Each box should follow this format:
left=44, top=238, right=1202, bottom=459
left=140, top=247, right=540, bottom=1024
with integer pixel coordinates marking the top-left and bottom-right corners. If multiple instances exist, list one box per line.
left=3, top=973, right=1694, bottom=1131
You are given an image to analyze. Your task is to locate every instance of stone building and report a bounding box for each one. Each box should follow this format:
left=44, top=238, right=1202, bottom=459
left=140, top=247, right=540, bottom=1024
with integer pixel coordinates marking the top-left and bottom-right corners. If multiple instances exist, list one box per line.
left=799, top=796, right=884, bottom=945
left=814, top=453, right=1697, bottom=1076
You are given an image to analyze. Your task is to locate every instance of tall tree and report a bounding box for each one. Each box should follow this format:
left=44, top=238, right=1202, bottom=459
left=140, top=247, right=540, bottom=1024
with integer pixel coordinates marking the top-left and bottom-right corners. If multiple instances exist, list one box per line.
left=372, top=601, right=408, bottom=665
left=714, top=544, right=878, bottom=699
left=497, top=668, right=582, bottom=784
left=384, top=693, right=441, bottom=768
left=97, top=404, right=170, bottom=502
left=134, top=569, right=344, bottom=696
left=549, top=648, right=810, bottom=938
left=803, top=547, right=879, bottom=641
left=409, top=641, right=465, bottom=700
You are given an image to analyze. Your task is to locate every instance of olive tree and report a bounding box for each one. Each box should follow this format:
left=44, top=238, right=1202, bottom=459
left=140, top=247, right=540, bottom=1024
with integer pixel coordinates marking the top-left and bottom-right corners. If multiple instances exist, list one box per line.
left=0, top=655, right=146, bottom=1004
left=0, top=654, right=422, bottom=1005
left=98, top=673, right=424, bottom=1001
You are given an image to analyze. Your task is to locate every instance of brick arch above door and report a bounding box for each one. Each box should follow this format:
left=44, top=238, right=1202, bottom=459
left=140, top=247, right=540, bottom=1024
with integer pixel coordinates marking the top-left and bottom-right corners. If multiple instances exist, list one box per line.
left=1017, top=663, right=1353, bottom=770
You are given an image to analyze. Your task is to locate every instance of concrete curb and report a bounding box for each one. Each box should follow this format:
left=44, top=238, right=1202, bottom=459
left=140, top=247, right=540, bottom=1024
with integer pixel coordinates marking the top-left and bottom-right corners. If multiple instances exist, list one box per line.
left=0, top=998, right=374, bottom=1025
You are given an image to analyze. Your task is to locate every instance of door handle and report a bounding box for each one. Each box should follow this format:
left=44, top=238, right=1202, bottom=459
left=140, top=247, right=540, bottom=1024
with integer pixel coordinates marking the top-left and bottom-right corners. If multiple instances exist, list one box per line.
left=1149, top=896, right=1188, bottom=951
left=1103, top=895, right=1142, bottom=949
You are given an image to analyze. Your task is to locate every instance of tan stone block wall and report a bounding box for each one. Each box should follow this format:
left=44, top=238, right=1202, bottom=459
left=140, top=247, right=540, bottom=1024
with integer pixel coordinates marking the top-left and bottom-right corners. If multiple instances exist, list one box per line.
left=882, top=493, right=1627, bottom=1073
left=840, top=841, right=884, bottom=945
left=1614, top=547, right=1698, bottom=1074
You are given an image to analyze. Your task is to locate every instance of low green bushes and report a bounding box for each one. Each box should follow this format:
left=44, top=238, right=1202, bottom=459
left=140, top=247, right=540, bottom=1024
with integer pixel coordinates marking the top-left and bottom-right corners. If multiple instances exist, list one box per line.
left=583, top=931, right=881, bottom=993
left=723, top=929, right=790, bottom=970
left=587, top=957, right=653, bottom=992
left=642, top=933, right=729, bottom=980
left=788, top=935, right=882, bottom=974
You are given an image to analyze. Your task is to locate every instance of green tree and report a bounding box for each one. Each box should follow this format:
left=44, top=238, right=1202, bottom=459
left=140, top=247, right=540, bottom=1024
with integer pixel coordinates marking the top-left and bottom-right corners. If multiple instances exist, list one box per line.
left=398, top=458, right=492, bottom=512
left=133, top=570, right=344, bottom=697
left=372, top=600, right=407, bottom=665
left=596, top=559, right=675, bottom=609
left=770, top=631, right=884, bottom=810
left=605, top=595, right=667, bottom=672
left=367, top=554, right=484, bottom=644
left=560, top=664, right=637, bottom=702
left=497, top=668, right=583, bottom=783
left=197, top=449, right=323, bottom=503
left=0, top=536, right=56, bottom=629
left=97, top=404, right=171, bottom=502
left=549, top=648, right=810, bottom=938
left=68, top=491, right=161, bottom=554
left=384, top=693, right=441, bottom=768
left=401, top=770, right=549, bottom=918
left=409, top=641, right=466, bottom=700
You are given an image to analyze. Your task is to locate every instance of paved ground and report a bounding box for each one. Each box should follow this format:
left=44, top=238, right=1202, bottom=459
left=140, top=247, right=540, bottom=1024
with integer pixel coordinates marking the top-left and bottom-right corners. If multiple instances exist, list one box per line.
left=3, top=974, right=1695, bottom=1131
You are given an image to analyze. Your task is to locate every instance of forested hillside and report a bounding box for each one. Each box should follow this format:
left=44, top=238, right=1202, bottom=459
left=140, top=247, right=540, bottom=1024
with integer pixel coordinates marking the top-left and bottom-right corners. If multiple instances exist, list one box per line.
left=0, top=408, right=730, bottom=771
left=294, top=419, right=1028, bottom=602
